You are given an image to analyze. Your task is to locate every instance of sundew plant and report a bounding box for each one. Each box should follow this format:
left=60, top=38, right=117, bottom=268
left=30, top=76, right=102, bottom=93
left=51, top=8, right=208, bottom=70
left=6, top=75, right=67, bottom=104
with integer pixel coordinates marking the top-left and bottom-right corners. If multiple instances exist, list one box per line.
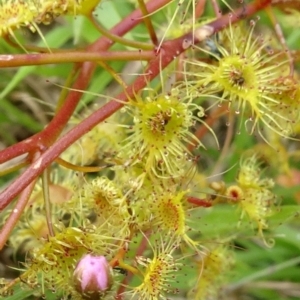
left=1, top=0, right=300, bottom=299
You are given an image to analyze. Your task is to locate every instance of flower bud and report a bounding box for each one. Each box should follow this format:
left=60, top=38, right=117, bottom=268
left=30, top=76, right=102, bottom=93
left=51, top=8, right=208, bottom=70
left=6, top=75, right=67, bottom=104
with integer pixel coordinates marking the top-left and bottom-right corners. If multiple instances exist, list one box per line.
left=73, top=254, right=113, bottom=299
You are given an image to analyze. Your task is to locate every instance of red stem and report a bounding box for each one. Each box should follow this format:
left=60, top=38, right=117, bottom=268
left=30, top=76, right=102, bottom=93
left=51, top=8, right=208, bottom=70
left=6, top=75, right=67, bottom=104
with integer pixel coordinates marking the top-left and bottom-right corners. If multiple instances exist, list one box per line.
left=187, top=196, right=212, bottom=207
left=0, top=0, right=272, bottom=213
left=0, top=0, right=172, bottom=165
left=116, top=231, right=151, bottom=299
left=0, top=178, right=37, bottom=250
left=188, top=106, right=227, bottom=152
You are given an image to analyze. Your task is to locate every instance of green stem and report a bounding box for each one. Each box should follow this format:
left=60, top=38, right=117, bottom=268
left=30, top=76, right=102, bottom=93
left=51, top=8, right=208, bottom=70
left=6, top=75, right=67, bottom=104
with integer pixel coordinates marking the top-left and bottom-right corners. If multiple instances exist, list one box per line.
left=138, top=0, right=158, bottom=45
left=55, top=157, right=111, bottom=173
left=97, top=60, right=128, bottom=90
left=90, top=15, right=154, bottom=50
left=5, top=34, right=82, bottom=53
left=56, top=66, right=80, bottom=112
left=42, top=168, right=55, bottom=237
left=0, top=161, right=28, bottom=176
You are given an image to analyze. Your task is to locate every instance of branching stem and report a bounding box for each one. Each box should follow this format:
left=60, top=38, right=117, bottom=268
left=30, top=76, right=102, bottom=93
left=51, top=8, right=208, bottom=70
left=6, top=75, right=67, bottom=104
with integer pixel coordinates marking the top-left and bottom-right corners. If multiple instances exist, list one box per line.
left=0, top=0, right=273, bottom=253
left=89, top=14, right=155, bottom=50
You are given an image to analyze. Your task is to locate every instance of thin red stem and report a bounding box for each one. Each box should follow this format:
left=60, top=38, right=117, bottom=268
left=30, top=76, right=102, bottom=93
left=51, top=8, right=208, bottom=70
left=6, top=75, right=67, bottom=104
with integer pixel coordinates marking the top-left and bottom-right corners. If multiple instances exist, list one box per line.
left=196, top=0, right=207, bottom=17
left=188, top=106, right=227, bottom=152
left=0, top=50, right=154, bottom=68
left=0, top=177, right=37, bottom=250
left=0, top=0, right=171, bottom=165
left=0, top=0, right=273, bottom=216
left=187, top=196, right=212, bottom=207
left=116, top=231, right=151, bottom=299
left=211, top=0, right=222, bottom=17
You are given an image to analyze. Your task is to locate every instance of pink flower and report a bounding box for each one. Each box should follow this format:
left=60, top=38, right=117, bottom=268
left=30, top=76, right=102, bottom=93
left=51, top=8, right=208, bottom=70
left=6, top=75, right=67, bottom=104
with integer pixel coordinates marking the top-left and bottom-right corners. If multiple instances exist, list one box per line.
left=74, top=254, right=112, bottom=299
